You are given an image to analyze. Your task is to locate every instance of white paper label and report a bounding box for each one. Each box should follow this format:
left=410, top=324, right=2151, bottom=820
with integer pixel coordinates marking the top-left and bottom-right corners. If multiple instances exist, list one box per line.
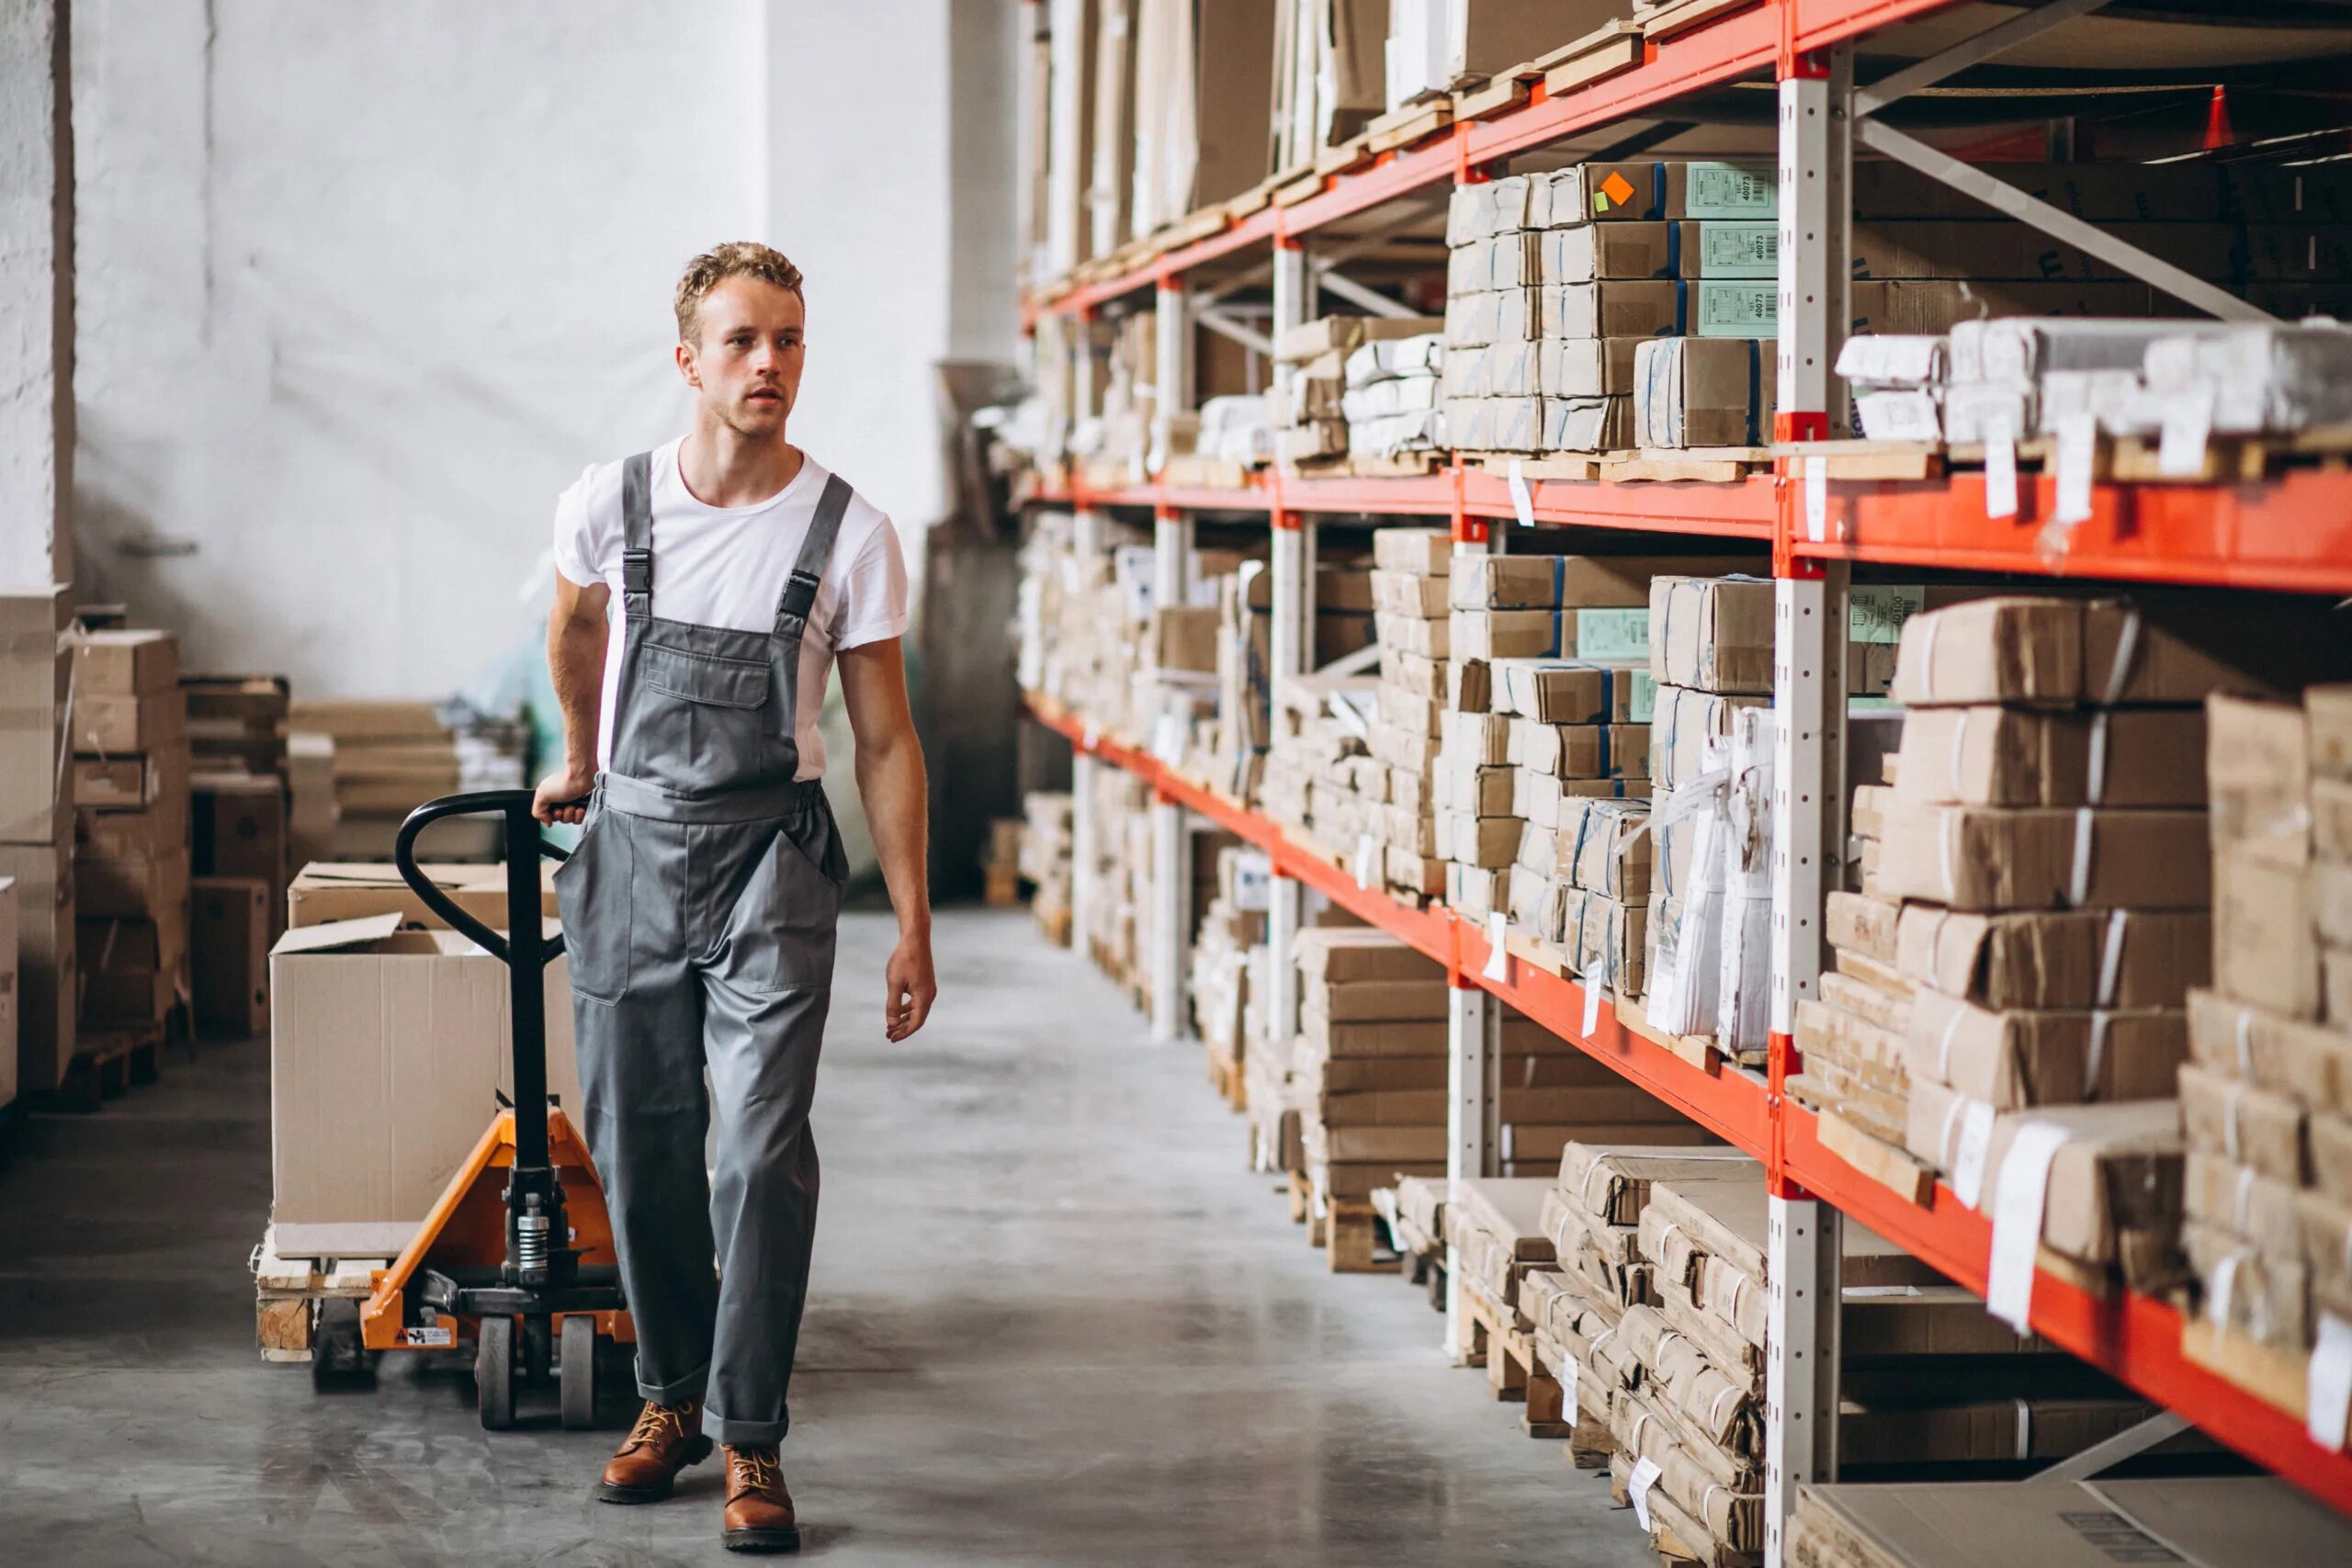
left=1566, top=1361, right=1579, bottom=1423
left=1804, top=455, right=1827, bottom=542
left=2052, top=411, right=2096, bottom=527
left=1482, top=911, right=1510, bottom=983
left=2157, top=387, right=2214, bottom=479
left=1628, top=1456, right=1663, bottom=1530
left=1152, top=712, right=1185, bottom=766
left=1507, top=458, right=1535, bottom=527
left=1081, top=719, right=1101, bottom=752
left=1581, top=974, right=1603, bottom=1038
left=1984, top=418, right=2019, bottom=520
left=1951, top=1100, right=1997, bottom=1209
left=1353, top=833, right=1379, bottom=888
left=401, top=1325, right=455, bottom=1348
left=2310, top=1313, right=2352, bottom=1451
left=1985, top=1120, right=2072, bottom=1333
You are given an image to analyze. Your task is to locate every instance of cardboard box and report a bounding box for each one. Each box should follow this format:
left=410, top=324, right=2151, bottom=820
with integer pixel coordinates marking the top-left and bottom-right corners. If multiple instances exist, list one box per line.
left=1494, top=660, right=1649, bottom=724
left=192, top=876, right=270, bottom=1037
left=268, top=913, right=585, bottom=1238
left=1894, top=705, right=2208, bottom=808
left=1544, top=161, right=1775, bottom=224
left=2186, top=987, right=2352, bottom=1116
left=1513, top=722, right=1646, bottom=782
left=2179, top=1062, right=2307, bottom=1186
left=1873, top=802, right=2210, bottom=911
left=2214, top=849, right=2320, bottom=1021
left=1891, top=597, right=2301, bottom=708
left=1633, top=337, right=1773, bottom=448
left=75, top=844, right=189, bottom=922
left=2208, top=694, right=2309, bottom=861
left=1903, top=988, right=2186, bottom=1107
left=192, top=772, right=288, bottom=893
left=0, top=840, right=74, bottom=1095
left=1541, top=279, right=1777, bottom=340
left=1559, top=797, right=1653, bottom=899
left=1537, top=221, right=1778, bottom=285
left=1651, top=575, right=1773, bottom=694
left=290, top=861, right=559, bottom=933
left=73, top=748, right=188, bottom=811
left=1297, top=928, right=1439, bottom=985
left=72, top=687, right=188, bottom=758
left=0, top=588, right=72, bottom=845
left=1894, top=906, right=2207, bottom=1010
left=74, top=629, right=179, bottom=694
left=1904, top=1088, right=2183, bottom=1269
left=1372, top=527, right=1451, bottom=576
left=1649, top=685, right=1770, bottom=792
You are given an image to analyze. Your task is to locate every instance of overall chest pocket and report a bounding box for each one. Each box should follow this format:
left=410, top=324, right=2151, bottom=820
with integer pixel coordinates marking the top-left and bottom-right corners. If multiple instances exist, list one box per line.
left=640, top=642, right=771, bottom=709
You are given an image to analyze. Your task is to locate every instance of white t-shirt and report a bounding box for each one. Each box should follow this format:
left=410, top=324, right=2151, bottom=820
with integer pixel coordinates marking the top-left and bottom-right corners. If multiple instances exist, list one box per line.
left=550, top=438, right=909, bottom=781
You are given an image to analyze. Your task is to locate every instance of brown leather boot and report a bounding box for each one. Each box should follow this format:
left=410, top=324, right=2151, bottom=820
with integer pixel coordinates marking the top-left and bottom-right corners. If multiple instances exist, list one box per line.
left=594, top=1399, right=712, bottom=1503
left=720, top=1444, right=801, bottom=1552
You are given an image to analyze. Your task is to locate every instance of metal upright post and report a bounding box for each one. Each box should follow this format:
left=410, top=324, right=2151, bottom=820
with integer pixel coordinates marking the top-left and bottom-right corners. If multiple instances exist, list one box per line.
left=1069, top=501, right=1107, bottom=960
left=1146, top=280, right=1195, bottom=1040
left=1153, top=276, right=1193, bottom=476
left=1766, top=40, right=1853, bottom=1568
left=1442, top=511, right=1502, bottom=1361
left=1264, top=233, right=1317, bottom=1059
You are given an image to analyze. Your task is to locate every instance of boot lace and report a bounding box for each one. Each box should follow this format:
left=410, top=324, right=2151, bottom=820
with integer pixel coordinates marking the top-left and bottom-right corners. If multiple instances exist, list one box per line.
left=729, top=1445, right=783, bottom=1495
left=628, top=1401, right=694, bottom=1450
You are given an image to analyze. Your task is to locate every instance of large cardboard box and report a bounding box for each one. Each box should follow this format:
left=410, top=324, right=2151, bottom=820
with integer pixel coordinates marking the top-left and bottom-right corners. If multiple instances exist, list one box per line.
left=1632, top=337, right=1775, bottom=449
left=1891, top=596, right=2315, bottom=707
left=1874, top=803, right=2210, bottom=911
left=1894, top=705, right=2208, bottom=808
left=0, top=588, right=72, bottom=845
left=268, top=912, right=585, bottom=1248
left=71, top=686, right=188, bottom=757
left=192, top=876, right=270, bottom=1037
left=0, top=841, right=74, bottom=1095
left=192, top=772, right=288, bottom=888
left=1650, top=574, right=1773, bottom=694
left=288, top=860, right=558, bottom=933
left=74, top=629, right=179, bottom=696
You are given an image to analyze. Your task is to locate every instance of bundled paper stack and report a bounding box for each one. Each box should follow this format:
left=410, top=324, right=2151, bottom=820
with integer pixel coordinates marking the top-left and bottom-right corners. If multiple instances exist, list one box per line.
left=1788, top=1476, right=2352, bottom=1568
left=1293, top=929, right=1453, bottom=1205
left=0, top=588, right=73, bottom=1095
left=1217, top=559, right=1374, bottom=807
left=1341, top=332, right=1447, bottom=467
left=286, top=731, right=340, bottom=871
left=1642, top=576, right=1773, bottom=1055
left=1843, top=318, right=2352, bottom=447
left=1080, top=764, right=1154, bottom=1002
left=73, top=630, right=192, bottom=1043
left=181, top=674, right=288, bottom=778
left=1388, top=1174, right=1449, bottom=1271
left=287, top=701, right=478, bottom=860
left=1188, top=846, right=1268, bottom=1103
left=1875, top=597, right=2279, bottom=1308
left=1364, top=526, right=1453, bottom=901
left=1259, top=671, right=1382, bottom=856
left=1018, top=791, right=1073, bottom=947
left=1197, top=393, right=1275, bottom=468
left=1442, top=162, right=1778, bottom=457
left=1272, top=316, right=1442, bottom=474
left=2181, top=690, right=2352, bottom=1403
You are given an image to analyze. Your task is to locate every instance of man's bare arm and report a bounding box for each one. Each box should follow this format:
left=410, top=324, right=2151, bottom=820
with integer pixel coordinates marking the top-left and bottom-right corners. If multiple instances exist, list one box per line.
left=839, top=637, right=934, bottom=1041
left=532, top=574, right=611, bottom=825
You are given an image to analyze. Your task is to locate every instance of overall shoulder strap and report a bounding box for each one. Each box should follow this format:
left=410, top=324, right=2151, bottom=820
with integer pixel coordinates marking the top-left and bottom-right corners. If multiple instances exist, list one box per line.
left=619, top=450, right=655, bottom=613
left=774, top=473, right=854, bottom=637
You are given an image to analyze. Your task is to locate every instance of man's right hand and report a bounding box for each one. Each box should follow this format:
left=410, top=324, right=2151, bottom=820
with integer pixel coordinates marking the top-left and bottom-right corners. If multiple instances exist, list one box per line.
left=534, top=765, right=597, bottom=825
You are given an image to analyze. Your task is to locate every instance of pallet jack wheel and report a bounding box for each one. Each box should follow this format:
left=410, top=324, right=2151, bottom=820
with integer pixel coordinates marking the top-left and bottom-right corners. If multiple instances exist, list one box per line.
left=560, top=1315, right=597, bottom=1430
left=477, top=1314, right=516, bottom=1430
left=311, top=1299, right=376, bottom=1391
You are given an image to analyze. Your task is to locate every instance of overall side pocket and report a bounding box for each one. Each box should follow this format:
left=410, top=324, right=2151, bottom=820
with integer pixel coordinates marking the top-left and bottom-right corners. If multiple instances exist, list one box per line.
left=553, top=807, right=634, bottom=1004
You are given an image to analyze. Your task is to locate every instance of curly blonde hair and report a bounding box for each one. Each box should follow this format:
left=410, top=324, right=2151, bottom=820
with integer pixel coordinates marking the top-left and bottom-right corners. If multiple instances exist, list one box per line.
left=674, top=242, right=805, bottom=343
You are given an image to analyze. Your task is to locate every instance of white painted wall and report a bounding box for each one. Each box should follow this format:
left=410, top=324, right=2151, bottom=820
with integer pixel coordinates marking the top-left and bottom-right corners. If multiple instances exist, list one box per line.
left=2, top=0, right=72, bottom=589
left=69, top=0, right=1019, bottom=700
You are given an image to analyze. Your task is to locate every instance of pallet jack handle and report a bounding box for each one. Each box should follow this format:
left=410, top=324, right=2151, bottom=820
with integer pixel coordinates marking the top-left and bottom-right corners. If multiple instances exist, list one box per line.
left=395, top=789, right=576, bottom=1175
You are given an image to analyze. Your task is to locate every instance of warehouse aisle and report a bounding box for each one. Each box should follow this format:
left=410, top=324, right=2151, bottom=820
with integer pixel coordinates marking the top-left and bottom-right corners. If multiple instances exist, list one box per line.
left=0, top=908, right=1653, bottom=1567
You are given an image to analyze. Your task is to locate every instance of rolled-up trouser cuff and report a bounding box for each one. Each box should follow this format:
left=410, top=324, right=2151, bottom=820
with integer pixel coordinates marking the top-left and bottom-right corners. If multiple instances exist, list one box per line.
left=703, top=1410, right=788, bottom=1447
left=638, top=1359, right=710, bottom=1405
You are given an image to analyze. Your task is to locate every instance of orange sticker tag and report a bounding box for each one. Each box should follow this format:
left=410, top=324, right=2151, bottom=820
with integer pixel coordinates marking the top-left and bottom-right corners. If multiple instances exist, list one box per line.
left=1599, top=170, right=1637, bottom=209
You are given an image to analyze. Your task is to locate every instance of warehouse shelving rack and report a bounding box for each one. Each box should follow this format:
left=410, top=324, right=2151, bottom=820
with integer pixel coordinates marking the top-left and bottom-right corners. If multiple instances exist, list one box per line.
left=1018, top=0, right=2352, bottom=1554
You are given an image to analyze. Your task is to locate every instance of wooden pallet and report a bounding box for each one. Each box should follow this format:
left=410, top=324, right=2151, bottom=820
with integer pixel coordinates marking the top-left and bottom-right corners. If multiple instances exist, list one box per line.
left=251, top=1227, right=396, bottom=1363
left=1326, top=1200, right=1388, bottom=1274
left=35, top=1024, right=163, bottom=1113
left=1602, top=447, right=1771, bottom=484
left=1460, top=1284, right=1577, bottom=1436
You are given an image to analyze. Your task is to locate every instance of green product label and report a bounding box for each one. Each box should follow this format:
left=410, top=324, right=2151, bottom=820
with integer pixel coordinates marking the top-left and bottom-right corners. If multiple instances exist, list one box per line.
left=1684, top=164, right=1779, bottom=219
left=1849, top=584, right=1929, bottom=645
left=1693, top=282, right=1778, bottom=339
left=1697, top=222, right=1779, bottom=278
left=1628, top=671, right=1657, bottom=725
left=1575, top=609, right=1651, bottom=662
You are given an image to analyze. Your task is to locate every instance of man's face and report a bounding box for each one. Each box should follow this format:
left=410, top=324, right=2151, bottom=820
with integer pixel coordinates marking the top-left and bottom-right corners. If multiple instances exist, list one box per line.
left=678, top=276, right=806, bottom=437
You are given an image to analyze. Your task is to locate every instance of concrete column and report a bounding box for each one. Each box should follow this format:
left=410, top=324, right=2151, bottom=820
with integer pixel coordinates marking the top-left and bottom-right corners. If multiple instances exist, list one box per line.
left=1, top=0, right=74, bottom=588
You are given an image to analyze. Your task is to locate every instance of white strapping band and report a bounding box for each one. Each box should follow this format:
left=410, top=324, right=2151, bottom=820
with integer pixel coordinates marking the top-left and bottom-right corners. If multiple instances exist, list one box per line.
left=1948, top=709, right=1971, bottom=799
left=2014, top=1398, right=2034, bottom=1458
left=1940, top=809, right=1962, bottom=901
left=2084, top=1010, right=2111, bottom=1101
left=2097, top=909, right=2127, bottom=1010
left=2069, top=807, right=2096, bottom=908
left=2223, top=1078, right=2245, bottom=1163
left=2234, top=1165, right=2256, bottom=1235
left=2102, top=606, right=2143, bottom=706
left=2234, top=1006, right=2256, bottom=1078
left=2086, top=710, right=2110, bottom=807
left=1936, top=1005, right=1965, bottom=1083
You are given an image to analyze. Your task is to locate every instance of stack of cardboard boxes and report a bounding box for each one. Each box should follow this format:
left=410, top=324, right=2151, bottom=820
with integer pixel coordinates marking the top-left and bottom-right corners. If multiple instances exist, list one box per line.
left=180, top=673, right=294, bottom=1035
left=72, top=630, right=191, bottom=1047
left=290, top=700, right=513, bottom=860
left=1442, top=163, right=1778, bottom=457
left=1365, top=527, right=1453, bottom=900
left=1188, top=846, right=1268, bottom=1104
left=1340, top=331, right=1448, bottom=469
left=2, top=590, right=73, bottom=1100
left=1873, top=599, right=2249, bottom=1307
left=2181, top=690, right=2352, bottom=1400
left=1019, top=791, right=1075, bottom=947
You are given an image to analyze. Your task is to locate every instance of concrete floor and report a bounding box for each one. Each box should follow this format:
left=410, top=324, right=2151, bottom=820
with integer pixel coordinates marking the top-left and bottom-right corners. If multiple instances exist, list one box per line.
left=0, top=908, right=1655, bottom=1567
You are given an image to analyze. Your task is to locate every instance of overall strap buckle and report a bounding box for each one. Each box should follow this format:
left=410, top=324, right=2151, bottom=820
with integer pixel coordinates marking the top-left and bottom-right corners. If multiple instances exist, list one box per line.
left=622, top=547, right=653, bottom=597
left=775, top=567, right=821, bottom=629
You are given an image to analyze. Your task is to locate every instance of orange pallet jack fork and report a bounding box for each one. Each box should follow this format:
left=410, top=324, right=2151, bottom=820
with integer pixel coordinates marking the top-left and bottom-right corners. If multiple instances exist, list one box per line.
left=310, top=789, right=633, bottom=1430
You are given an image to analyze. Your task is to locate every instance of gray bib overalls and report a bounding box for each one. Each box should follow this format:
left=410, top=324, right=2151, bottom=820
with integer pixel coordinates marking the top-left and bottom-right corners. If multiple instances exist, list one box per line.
left=559, top=449, right=853, bottom=1446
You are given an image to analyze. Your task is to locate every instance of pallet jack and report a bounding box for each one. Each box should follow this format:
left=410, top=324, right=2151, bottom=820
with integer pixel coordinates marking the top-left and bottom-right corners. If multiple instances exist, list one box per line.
left=308, top=788, right=630, bottom=1430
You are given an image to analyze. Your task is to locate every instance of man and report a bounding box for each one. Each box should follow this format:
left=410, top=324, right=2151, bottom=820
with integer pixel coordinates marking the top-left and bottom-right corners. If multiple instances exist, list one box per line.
left=534, top=241, right=935, bottom=1554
